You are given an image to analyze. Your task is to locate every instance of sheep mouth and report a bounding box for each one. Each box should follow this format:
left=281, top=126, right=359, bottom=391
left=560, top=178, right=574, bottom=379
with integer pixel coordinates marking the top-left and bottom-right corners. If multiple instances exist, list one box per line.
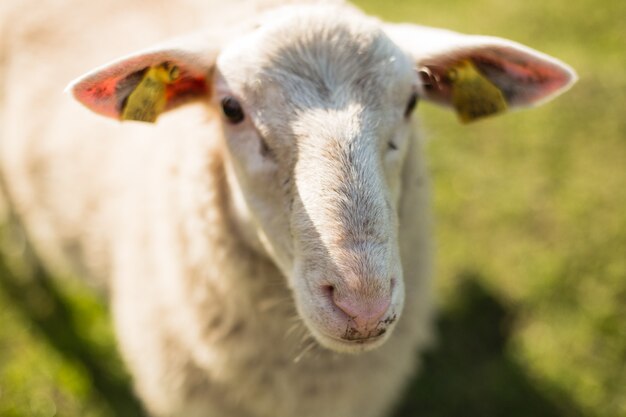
left=313, top=329, right=391, bottom=352
left=342, top=327, right=387, bottom=342
left=342, top=334, right=385, bottom=344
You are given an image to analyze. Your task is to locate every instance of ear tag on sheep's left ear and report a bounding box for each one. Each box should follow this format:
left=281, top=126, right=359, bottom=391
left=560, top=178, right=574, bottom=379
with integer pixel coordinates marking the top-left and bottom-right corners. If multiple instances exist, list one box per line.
left=121, top=63, right=180, bottom=123
left=448, top=60, right=508, bottom=123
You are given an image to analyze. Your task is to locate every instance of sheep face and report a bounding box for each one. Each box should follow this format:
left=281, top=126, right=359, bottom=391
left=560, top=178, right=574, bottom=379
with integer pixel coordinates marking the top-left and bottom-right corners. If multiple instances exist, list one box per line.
left=215, top=9, right=416, bottom=352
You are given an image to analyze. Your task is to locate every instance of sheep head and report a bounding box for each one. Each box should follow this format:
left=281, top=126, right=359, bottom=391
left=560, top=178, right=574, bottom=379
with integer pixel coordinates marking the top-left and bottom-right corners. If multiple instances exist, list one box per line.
left=69, top=4, right=576, bottom=353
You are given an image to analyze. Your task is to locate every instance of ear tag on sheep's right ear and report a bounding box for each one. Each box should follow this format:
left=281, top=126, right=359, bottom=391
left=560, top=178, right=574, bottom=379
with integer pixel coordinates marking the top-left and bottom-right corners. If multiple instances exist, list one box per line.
left=121, top=63, right=180, bottom=123
left=448, top=60, right=508, bottom=123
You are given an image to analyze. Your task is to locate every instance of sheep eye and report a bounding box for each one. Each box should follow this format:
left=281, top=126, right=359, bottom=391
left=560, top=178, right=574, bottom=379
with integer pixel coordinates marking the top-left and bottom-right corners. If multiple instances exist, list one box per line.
left=404, top=92, right=419, bottom=118
left=221, top=97, right=245, bottom=124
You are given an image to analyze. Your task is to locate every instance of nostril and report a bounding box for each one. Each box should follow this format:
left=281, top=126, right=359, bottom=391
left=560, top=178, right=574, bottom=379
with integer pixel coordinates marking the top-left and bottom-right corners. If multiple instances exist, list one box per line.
left=321, top=284, right=335, bottom=299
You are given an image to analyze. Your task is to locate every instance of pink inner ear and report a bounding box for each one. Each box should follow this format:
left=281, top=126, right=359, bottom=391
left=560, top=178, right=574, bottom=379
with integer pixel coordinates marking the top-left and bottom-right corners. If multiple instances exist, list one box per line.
left=72, top=67, right=209, bottom=120
left=470, top=47, right=575, bottom=107
left=73, top=74, right=127, bottom=119
left=164, top=76, right=209, bottom=110
left=70, top=50, right=211, bottom=120
left=419, top=45, right=576, bottom=109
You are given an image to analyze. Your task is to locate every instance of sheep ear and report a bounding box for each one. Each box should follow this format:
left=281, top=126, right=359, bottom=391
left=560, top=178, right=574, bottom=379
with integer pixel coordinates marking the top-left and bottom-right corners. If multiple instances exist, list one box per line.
left=385, top=24, right=577, bottom=123
left=67, top=36, right=218, bottom=123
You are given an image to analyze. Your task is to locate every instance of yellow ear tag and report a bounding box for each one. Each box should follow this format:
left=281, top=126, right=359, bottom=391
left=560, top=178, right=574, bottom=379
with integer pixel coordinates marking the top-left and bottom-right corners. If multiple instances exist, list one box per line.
left=121, top=63, right=180, bottom=123
left=448, top=60, right=508, bottom=123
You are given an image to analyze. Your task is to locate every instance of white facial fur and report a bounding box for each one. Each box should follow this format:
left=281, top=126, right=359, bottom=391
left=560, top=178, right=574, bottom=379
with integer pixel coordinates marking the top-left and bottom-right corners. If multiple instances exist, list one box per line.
left=214, top=5, right=418, bottom=353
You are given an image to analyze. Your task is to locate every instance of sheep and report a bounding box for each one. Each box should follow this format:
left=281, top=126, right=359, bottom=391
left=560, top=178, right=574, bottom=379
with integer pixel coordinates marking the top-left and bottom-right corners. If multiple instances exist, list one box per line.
left=0, top=0, right=576, bottom=416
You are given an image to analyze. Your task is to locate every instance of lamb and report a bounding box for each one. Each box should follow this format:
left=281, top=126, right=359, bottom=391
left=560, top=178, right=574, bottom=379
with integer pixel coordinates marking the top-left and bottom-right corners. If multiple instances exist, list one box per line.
left=0, top=0, right=576, bottom=416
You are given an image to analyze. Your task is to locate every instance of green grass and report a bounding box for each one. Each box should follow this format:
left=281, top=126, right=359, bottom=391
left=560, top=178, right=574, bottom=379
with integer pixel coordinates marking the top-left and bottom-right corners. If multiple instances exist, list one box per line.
left=0, top=0, right=625, bottom=416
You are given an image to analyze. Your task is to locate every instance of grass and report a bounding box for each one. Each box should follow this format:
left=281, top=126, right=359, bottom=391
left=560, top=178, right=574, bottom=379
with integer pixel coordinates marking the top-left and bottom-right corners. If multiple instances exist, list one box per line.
left=0, top=0, right=624, bottom=416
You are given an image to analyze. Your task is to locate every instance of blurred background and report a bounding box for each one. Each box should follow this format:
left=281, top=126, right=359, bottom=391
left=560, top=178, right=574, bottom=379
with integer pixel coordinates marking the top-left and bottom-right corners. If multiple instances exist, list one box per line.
left=0, top=0, right=624, bottom=416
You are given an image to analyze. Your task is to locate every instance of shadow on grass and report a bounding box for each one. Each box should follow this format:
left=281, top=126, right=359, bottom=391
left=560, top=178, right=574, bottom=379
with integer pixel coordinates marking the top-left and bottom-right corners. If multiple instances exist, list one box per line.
left=394, top=272, right=585, bottom=417
left=0, top=223, right=148, bottom=417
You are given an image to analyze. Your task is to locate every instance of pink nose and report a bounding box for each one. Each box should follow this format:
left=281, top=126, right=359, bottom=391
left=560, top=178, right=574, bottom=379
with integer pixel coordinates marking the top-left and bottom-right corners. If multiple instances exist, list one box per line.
left=332, top=293, right=391, bottom=331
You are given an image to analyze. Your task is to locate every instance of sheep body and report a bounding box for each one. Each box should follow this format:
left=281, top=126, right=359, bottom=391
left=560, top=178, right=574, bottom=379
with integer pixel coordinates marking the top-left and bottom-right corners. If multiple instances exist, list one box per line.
left=0, top=1, right=434, bottom=416
left=1, top=0, right=575, bottom=416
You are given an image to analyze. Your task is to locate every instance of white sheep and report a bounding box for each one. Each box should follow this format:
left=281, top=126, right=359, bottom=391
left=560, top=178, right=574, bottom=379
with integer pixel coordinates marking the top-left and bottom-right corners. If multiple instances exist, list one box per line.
left=0, top=0, right=576, bottom=416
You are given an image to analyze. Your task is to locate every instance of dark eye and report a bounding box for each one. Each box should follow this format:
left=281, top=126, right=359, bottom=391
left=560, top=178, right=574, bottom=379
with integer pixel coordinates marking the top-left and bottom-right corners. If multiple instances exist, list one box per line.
left=221, top=97, right=245, bottom=124
left=404, top=92, right=419, bottom=118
